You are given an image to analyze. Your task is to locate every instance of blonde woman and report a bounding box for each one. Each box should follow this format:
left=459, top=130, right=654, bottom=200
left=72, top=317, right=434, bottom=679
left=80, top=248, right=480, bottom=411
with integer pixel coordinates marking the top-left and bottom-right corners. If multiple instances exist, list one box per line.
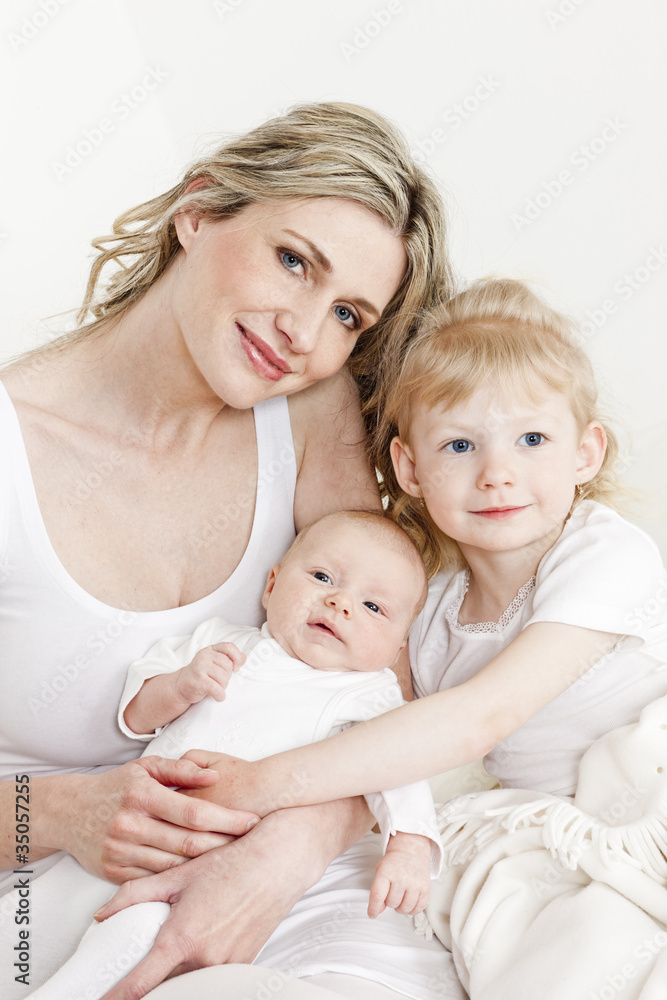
left=0, top=103, right=451, bottom=998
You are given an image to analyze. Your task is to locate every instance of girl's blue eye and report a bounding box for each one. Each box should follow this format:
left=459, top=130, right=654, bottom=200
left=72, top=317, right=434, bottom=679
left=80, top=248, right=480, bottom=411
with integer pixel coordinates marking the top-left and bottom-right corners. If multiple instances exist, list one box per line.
left=312, top=571, right=332, bottom=584
left=519, top=433, right=544, bottom=447
left=444, top=439, right=473, bottom=453
left=334, top=304, right=359, bottom=330
left=364, top=602, right=381, bottom=614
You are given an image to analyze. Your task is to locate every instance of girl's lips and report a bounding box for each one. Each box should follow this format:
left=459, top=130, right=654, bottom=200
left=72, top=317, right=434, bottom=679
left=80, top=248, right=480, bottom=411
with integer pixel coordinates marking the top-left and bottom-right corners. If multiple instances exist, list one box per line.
left=237, top=323, right=291, bottom=382
left=470, top=506, right=529, bottom=521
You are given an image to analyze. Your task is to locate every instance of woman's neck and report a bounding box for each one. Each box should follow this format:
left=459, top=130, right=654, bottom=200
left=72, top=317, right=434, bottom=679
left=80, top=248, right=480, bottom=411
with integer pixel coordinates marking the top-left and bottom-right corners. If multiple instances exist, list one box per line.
left=12, top=270, right=228, bottom=453
left=457, top=528, right=563, bottom=625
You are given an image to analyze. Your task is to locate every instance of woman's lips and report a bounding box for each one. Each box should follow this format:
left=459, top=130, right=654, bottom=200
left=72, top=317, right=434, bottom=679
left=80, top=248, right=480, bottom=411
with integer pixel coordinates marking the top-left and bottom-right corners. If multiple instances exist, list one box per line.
left=237, top=323, right=291, bottom=382
left=470, top=506, right=529, bottom=521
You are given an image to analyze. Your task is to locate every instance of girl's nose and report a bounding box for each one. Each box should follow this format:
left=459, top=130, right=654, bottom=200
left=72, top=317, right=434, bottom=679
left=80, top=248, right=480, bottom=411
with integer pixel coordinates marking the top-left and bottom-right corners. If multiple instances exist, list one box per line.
left=476, top=453, right=516, bottom=490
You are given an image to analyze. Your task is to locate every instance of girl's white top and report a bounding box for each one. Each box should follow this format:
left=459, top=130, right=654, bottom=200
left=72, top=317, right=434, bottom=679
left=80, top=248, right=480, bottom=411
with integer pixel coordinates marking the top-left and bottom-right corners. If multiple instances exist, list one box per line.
left=410, top=501, right=667, bottom=797
left=0, top=381, right=297, bottom=894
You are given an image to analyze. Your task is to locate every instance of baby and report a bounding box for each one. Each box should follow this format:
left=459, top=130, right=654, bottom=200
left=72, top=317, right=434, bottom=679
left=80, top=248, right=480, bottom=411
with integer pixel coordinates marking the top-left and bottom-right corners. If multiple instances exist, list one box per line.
left=27, top=510, right=445, bottom=1000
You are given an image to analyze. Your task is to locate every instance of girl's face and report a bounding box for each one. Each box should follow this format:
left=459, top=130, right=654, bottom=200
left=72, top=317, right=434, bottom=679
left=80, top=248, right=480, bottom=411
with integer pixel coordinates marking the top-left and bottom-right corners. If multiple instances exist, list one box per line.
left=391, top=384, right=606, bottom=565
left=172, top=197, right=407, bottom=408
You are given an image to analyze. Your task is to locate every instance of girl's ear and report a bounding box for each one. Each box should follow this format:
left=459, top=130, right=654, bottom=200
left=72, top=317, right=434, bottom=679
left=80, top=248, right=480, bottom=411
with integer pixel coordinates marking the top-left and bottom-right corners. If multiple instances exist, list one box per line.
left=261, top=565, right=280, bottom=610
left=577, top=421, right=607, bottom=483
left=174, top=177, right=216, bottom=251
left=390, top=436, right=422, bottom=498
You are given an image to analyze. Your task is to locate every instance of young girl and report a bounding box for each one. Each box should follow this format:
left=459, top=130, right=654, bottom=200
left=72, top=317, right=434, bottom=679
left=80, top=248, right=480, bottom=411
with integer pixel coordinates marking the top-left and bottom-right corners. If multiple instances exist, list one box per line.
left=142, top=278, right=667, bottom=997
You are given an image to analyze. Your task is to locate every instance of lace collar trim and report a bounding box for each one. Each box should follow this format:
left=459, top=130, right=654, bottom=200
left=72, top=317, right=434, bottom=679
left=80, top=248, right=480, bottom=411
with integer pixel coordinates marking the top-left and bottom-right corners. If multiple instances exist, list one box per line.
left=446, top=572, right=536, bottom=634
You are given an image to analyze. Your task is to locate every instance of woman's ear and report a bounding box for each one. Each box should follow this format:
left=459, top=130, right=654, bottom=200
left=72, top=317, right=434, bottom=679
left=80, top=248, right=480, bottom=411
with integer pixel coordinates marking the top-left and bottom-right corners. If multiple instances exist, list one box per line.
left=173, top=176, right=216, bottom=252
left=390, top=436, right=422, bottom=498
left=577, top=421, right=607, bottom=484
left=261, top=565, right=281, bottom=610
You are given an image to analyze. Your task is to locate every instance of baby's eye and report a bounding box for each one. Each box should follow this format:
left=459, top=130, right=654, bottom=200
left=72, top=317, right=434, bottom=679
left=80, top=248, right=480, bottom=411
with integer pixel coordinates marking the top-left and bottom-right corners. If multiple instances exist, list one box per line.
left=363, top=602, right=381, bottom=614
left=518, top=432, right=544, bottom=447
left=312, top=571, right=332, bottom=584
left=444, top=439, right=473, bottom=453
left=333, top=304, right=361, bottom=331
left=280, top=249, right=306, bottom=275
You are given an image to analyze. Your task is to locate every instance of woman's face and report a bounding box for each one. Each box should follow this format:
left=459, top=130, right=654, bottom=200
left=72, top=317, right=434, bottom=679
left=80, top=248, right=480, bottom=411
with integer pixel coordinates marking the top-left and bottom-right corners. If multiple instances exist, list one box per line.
left=172, top=197, right=407, bottom=407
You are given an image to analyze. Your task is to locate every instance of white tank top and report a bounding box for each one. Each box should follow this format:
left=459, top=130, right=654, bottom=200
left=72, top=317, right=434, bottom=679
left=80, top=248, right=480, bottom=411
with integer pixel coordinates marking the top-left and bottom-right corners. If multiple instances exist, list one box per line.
left=0, top=382, right=297, bottom=784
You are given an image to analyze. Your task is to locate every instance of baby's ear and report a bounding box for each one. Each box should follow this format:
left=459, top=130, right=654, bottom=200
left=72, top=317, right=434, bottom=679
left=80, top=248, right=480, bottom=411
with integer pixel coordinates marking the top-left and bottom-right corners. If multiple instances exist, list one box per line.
left=577, top=421, right=607, bottom=483
left=261, top=565, right=280, bottom=610
left=390, top=436, right=421, bottom=498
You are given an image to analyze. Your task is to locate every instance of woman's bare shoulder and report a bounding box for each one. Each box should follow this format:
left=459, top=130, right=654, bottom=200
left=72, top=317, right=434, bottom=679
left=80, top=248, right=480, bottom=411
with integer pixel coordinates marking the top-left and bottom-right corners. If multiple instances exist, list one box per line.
left=288, top=369, right=381, bottom=530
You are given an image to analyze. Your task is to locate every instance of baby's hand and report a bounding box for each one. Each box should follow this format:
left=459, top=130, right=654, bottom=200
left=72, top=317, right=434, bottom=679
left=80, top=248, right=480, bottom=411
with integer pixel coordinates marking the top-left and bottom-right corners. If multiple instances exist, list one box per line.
left=368, top=832, right=431, bottom=919
left=175, top=643, right=245, bottom=706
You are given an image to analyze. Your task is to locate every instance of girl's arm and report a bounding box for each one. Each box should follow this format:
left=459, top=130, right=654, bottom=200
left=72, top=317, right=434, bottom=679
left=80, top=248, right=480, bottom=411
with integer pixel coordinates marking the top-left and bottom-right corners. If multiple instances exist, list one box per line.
left=186, top=621, right=620, bottom=813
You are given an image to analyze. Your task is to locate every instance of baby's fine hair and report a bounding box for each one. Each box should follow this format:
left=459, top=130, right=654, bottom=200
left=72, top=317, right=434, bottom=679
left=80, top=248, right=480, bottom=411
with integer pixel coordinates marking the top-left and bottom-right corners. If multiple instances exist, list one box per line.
left=289, top=509, right=429, bottom=621
left=374, top=278, right=622, bottom=578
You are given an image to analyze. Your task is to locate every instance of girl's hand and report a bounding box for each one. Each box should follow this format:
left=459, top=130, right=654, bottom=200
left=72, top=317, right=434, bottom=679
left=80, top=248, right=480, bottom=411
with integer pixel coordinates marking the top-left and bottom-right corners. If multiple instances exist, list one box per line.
left=368, top=832, right=431, bottom=918
left=175, top=642, right=245, bottom=705
left=178, top=750, right=280, bottom=817
left=43, top=756, right=259, bottom=883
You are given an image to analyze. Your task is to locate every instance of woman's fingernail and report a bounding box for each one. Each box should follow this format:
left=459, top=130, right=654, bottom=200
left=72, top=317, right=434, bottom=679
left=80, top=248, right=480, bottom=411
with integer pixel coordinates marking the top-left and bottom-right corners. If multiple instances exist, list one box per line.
left=246, top=817, right=259, bottom=831
left=93, top=906, right=107, bottom=918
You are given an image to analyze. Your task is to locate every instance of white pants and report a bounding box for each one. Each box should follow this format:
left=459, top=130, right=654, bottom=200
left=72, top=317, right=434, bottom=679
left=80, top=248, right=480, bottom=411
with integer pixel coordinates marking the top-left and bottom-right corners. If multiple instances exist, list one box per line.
left=0, top=834, right=460, bottom=1000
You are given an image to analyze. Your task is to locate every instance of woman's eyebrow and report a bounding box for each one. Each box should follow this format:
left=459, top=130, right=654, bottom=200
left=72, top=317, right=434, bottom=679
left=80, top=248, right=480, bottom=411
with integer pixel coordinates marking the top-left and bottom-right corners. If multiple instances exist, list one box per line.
left=282, top=229, right=381, bottom=322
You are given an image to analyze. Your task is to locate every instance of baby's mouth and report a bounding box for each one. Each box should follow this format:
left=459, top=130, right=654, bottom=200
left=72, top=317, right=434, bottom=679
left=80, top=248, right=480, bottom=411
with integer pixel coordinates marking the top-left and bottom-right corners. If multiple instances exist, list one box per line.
left=308, top=620, right=339, bottom=639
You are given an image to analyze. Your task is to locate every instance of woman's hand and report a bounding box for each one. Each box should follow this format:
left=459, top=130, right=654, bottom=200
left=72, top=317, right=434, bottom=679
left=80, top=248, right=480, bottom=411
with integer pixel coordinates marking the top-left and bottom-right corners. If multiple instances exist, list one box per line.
left=38, top=756, right=259, bottom=883
left=95, top=799, right=373, bottom=1000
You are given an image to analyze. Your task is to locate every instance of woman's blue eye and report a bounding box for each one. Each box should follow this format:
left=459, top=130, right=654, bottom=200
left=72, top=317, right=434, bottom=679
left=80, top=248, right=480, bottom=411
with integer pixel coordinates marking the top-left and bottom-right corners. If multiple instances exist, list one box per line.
left=444, top=439, right=473, bottom=453
left=281, top=251, right=303, bottom=270
left=519, top=433, right=544, bottom=447
left=334, top=304, right=359, bottom=329
left=313, top=571, right=332, bottom=584
left=364, top=602, right=381, bottom=614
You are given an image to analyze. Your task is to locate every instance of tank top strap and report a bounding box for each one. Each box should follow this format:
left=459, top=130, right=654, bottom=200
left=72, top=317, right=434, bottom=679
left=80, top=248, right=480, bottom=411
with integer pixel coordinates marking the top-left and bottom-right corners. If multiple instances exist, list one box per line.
left=251, top=393, right=297, bottom=541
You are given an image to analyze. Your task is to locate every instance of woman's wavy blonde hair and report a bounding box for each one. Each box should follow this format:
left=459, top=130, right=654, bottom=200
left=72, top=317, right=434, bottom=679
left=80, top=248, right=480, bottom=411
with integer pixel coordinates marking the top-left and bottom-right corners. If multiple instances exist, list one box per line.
left=32, top=102, right=452, bottom=421
left=375, top=278, right=623, bottom=578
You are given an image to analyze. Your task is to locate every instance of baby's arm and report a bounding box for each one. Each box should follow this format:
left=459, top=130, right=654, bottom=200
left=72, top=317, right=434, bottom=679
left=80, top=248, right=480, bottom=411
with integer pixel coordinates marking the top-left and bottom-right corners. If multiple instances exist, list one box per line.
left=118, top=618, right=248, bottom=739
left=368, top=831, right=432, bottom=918
left=124, top=642, right=245, bottom=735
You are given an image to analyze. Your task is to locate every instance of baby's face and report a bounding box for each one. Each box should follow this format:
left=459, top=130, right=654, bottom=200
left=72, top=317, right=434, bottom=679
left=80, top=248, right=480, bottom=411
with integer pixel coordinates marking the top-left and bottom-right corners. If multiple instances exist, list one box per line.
left=262, top=519, right=423, bottom=673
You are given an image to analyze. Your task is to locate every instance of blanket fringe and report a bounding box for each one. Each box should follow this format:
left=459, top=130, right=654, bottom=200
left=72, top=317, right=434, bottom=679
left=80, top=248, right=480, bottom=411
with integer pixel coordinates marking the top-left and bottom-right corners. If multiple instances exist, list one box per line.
left=437, top=795, right=667, bottom=882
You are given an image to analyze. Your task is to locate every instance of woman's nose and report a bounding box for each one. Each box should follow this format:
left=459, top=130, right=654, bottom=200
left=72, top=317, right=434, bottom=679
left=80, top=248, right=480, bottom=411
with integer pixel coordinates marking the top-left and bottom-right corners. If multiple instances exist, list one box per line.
left=275, top=299, right=327, bottom=355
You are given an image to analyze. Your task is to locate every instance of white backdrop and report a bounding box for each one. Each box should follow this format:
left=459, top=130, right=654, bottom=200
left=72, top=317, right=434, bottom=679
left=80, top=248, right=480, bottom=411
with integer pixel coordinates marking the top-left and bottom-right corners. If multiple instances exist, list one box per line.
left=2, top=0, right=666, bottom=553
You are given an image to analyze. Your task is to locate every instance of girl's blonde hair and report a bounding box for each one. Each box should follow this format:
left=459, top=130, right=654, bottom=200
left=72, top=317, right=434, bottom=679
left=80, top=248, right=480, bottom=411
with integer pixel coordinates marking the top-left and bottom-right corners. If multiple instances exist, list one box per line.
left=31, top=102, right=452, bottom=420
left=376, top=278, right=622, bottom=578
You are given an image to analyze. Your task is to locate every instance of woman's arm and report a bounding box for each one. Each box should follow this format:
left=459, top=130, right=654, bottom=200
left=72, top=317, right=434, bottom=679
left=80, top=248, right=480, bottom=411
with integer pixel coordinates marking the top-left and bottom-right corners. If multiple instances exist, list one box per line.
left=94, top=797, right=374, bottom=1000
left=0, top=758, right=258, bottom=881
left=187, top=621, right=621, bottom=814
